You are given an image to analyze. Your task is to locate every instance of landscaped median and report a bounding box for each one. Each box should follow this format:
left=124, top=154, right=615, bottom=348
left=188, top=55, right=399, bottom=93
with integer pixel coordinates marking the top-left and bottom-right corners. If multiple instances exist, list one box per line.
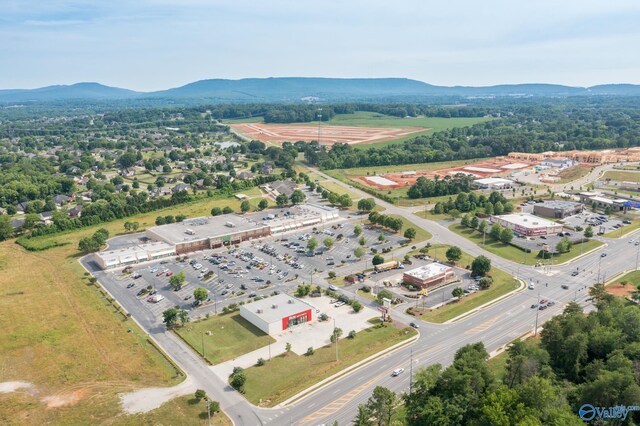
left=448, top=223, right=603, bottom=265
left=239, top=319, right=417, bottom=407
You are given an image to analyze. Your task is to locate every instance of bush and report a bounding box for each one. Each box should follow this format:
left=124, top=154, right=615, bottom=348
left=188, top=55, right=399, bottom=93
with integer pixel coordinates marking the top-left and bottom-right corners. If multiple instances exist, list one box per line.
left=328, top=271, right=336, bottom=279
left=478, top=277, right=493, bottom=289
left=319, top=313, right=328, bottom=321
left=360, top=285, right=371, bottom=293
left=256, top=357, right=266, bottom=366
left=352, top=301, right=363, bottom=313
left=348, top=330, right=356, bottom=339
left=194, top=389, right=207, bottom=401
left=306, top=347, right=315, bottom=356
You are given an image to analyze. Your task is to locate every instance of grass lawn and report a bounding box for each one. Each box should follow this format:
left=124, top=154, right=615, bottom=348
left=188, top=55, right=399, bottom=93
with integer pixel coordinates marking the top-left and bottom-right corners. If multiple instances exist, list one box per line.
left=221, top=116, right=264, bottom=124
left=409, top=243, right=476, bottom=269
left=114, top=395, right=231, bottom=426
left=175, top=313, right=275, bottom=365
left=317, top=180, right=361, bottom=200
left=487, top=350, right=509, bottom=379
left=385, top=214, right=432, bottom=244
left=421, top=266, right=519, bottom=323
left=0, top=239, right=186, bottom=424
left=612, top=270, right=640, bottom=287
left=602, top=170, right=640, bottom=183
left=449, top=224, right=603, bottom=265
left=242, top=320, right=417, bottom=406
left=555, top=166, right=592, bottom=184
left=603, top=218, right=640, bottom=238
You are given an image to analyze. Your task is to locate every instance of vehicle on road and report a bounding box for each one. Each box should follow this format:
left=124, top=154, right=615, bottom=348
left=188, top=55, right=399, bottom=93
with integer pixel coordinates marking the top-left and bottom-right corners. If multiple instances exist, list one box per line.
left=561, top=284, right=570, bottom=289
left=528, top=283, right=535, bottom=290
left=248, top=292, right=257, bottom=298
left=531, top=304, right=538, bottom=309
left=601, top=253, right=607, bottom=257
left=329, top=285, right=338, bottom=291
left=571, top=271, right=579, bottom=276
left=410, top=322, right=419, bottom=328
left=392, top=368, right=405, bottom=377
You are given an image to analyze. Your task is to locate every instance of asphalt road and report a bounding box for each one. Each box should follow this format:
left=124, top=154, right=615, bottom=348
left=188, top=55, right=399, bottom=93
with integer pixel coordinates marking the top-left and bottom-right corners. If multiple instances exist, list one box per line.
left=84, top=163, right=640, bottom=426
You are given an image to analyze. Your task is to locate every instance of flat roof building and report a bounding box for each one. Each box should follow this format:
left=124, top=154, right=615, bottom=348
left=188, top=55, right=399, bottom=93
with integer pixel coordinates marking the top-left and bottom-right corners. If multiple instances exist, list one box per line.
left=491, top=213, right=563, bottom=236
left=403, top=263, right=455, bottom=289
left=473, top=177, right=514, bottom=190
left=240, top=294, right=314, bottom=335
left=533, top=200, right=583, bottom=219
left=578, top=192, right=629, bottom=212
left=94, top=241, right=175, bottom=270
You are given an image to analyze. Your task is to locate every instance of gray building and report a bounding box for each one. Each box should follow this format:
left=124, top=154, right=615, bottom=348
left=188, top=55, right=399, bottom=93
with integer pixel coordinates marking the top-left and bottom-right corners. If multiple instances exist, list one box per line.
left=533, top=200, right=584, bottom=219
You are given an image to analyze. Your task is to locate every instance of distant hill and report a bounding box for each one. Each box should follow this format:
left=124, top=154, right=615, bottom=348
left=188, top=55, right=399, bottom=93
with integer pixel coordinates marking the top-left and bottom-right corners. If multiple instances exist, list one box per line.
left=0, top=82, right=140, bottom=102
left=1, top=78, right=640, bottom=103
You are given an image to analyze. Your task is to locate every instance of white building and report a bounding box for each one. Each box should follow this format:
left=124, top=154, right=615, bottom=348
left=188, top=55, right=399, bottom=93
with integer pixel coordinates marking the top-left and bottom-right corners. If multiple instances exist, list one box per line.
left=403, top=263, right=455, bottom=289
left=541, top=158, right=577, bottom=169
left=94, top=241, right=175, bottom=270
left=240, top=294, right=315, bottom=335
left=490, top=213, right=563, bottom=236
left=473, top=177, right=514, bottom=190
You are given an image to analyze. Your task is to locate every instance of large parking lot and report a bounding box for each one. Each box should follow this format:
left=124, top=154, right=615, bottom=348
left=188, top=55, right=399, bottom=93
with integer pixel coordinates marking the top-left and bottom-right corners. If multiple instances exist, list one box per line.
left=561, top=211, right=627, bottom=234
left=91, top=216, right=408, bottom=322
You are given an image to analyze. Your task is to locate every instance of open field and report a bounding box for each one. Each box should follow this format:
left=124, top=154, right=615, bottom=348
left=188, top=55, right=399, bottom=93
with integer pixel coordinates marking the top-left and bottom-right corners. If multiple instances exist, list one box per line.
left=316, top=180, right=360, bottom=200
left=611, top=270, right=640, bottom=288
left=0, top=240, right=185, bottom=424
left=409, top=243, right=476, bottom=269
left=229, top=112, right=492, bottom=148
left=221, top=116, right=264, bottom=124
left=241, top=320, right=417, bottom=406
left=602, top=170, right=640, bottom=183
left=114, top=395, right=231, bottom=426
left=554, top=165, right=592, bottom=184
left=385, top=214, right=432, bottom=244
left=420, top=265, right=519, bottom=323
left=230, top=122, right=425, bottom=146
left=449, top=224, right=604, bottom=265
left=175, top=313, right=275, bottom=365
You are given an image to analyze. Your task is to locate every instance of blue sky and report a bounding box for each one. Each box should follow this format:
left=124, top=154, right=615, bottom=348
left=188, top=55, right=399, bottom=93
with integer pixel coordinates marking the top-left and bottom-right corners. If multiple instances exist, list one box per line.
left=1, top=0, right=639, bottom=91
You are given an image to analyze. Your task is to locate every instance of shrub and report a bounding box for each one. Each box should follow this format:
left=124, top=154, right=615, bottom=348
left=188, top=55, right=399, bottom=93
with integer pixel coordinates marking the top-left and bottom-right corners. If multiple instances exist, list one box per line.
left=256, top=357, right=266, bottom=366
left=478, top=277, right=493, bottom=289
left=306, top=347, right=315, bottom=356
left=194, top=389, right=207, bottom=400
left=319, top=313, right=329, bottom=321
left=348, top=330, right=356, bottom=339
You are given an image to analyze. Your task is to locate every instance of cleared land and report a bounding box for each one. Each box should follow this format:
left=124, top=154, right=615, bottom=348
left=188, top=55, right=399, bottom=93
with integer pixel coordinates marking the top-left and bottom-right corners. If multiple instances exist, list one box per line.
left=602, top=170, right=640, bottom=183
left=175, top=313, right=275, bottom=365
left=0, top=241, right=184, bottom=424
left=114, top=395, right=231, bottom=426
left=449, top=224, right=604, bottom=265
left=554, top=165, right=592, bottom=184
left=241, top=320, right=416, bottom=406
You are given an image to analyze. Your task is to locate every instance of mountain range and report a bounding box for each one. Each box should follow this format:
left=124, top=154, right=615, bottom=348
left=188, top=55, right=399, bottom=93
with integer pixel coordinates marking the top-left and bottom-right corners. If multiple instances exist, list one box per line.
left=1, top=78, right=640, bottom=103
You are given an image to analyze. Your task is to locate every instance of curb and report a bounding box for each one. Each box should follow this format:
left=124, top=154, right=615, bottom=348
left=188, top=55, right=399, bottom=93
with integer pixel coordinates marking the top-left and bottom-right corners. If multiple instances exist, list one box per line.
left=272, top=330, right=420, bottom=409
left=441, top=278, right=526, bottom=324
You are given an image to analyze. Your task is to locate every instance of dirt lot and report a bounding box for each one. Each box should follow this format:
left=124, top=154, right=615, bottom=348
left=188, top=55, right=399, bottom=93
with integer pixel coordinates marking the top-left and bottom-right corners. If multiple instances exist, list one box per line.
left=230, top=123, right=425, bottom=145
left=355, top=157, right=537, bottom=190
left=606, top=282, right=635, bottom=298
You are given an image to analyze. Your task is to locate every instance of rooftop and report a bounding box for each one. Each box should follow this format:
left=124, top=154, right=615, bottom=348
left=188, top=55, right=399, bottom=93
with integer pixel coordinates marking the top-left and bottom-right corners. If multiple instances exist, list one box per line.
left=474, top=177, right=514, bottom=185
left=535, top=200, right=582, bottom=209
left=95, top=241, right=175, bottom=266
left=494, top=213, right=560, bottom=229
left=241, top=294, right=313, bottom=324
left=404, top=263, right=453, bottom=280
left=148, top=215, right=269, bottom=244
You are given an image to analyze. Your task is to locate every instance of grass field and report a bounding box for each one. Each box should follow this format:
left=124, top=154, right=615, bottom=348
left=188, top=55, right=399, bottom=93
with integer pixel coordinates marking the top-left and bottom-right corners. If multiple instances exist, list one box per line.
left=242, top=320, right=416, bottom=406
left=316, top=180, right=361, bottom=200
left=612, top=270, right=640, bottom=287
left=221, top=116, right=264, bottom=124
left=602, top=170, right=640, bottom=183
left=114, top=395, right=231, bottom=426
left=420, top=265, right=519, bottom=323
left=0, top=241, right=186, bottom=424
left=449, top=224, right=603, bottom=265
left=175, top=313, right=275, bottom=365
left=409, top=243, right=476, bottom=269
left=555, top=166, right=592, bottom=184
left=385, top=214, right=432, bottom=244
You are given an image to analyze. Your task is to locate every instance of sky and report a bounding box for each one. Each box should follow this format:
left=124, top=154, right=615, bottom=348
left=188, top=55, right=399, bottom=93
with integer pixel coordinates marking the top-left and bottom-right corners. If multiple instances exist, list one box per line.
left=1, top=0, right=640, bottom=91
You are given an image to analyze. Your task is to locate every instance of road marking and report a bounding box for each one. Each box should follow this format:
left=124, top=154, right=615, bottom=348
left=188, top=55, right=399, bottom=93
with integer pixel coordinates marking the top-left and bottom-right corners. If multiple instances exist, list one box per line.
left=464, top=314, right=500, bottom=335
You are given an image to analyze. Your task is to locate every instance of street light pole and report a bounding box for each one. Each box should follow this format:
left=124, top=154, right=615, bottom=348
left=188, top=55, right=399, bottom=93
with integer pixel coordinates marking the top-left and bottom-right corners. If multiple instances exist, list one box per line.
left=636, top=242, right=640, bottom=270
left=201, top=332, right=205, bottom=358
left=409, top=348, right=414, bottom=394
left=534, top=287, right=541, bottom=336
left=597, top=255, right=603, bottom=283
left=334, top=317, right=339, bottom=362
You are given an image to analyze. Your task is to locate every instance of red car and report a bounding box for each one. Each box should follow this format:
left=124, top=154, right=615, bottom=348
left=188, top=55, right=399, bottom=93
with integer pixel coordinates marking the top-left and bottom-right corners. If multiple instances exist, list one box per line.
left=156, top=271, right=164, bottom=276
left=166, top=271, right=174, bottom=277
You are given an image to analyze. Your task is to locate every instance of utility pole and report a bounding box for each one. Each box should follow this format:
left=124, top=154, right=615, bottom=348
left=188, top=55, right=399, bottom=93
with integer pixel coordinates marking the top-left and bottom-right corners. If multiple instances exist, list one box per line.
left=636, top=241, right=640, bottom=270
left=334, top=317, right=339, bottom=362
left=409, top=348, right=414, bottom=394
left=206, top=398, right=211, bottom=426
left=534, top=287, right=541, bottom=336
left=201, top=332, right=205, bottom=358
left=597, top=255, right=603, bottom=283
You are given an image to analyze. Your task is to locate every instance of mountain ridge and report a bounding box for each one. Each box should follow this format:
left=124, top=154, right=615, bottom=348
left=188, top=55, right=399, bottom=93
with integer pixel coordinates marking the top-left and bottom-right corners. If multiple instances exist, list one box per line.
left=1, top=77, right=640, bottom=103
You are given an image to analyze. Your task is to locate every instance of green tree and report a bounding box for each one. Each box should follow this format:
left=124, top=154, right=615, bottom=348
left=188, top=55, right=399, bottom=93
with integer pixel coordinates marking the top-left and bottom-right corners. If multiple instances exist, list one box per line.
left=461, top=214, right=471, bottom=227
left=372, top=254, right=384, bottom=266
left=500, top=227, right=514, bottom=244
left=323, top=237, right=334, bottom=250
left=0, top=216, right=13, bottom=241
left=494, top=201, right=505, bottom=215
left=352, top=301, right=363, bottom=313
left=194, top=389, right=207, bottom=401
left=377, top=289, right=393, bottom=304
left=354, top=247, right=366, bottom=259
left=446, top=246, right=462, bottom=263
left=339, top=194, right=353, bottom=208
left=290, top=189, right=306, bottom=204
left=556, top=237, right=572, bottom=253
left=276, top=193, right=289, bottom=207
left=330, top=327, right=343, bottom=343
left=472, top=255, right=492, bottom=277
left=354, top=225, right=362, bottom=237
left=222, top=206, right=234, bottom=214
left=584, top=225, right=594, bottom=238
left=169, top=271, right=186, bottom=290
left=23, top=213, right=40, bottom=229
left=307, top=237, right=318, bottom=252
left=357, top=198, right=376, bottom=212
left=230, top=368, right=247, bottom=393
left=452, top=286, right=464, bottom=298
left=470, top=215, right=479, bottom=229
left=490, top=223, right=503, bottom=240
left=359, top=236, right=366, bottom=246
left=404, top=227, right=417, bottom=240
left=365, top=386, right=398, bottom=426
left=353, top=404, right=372, bottom=426
left=193, top=287, right=208, bottom=303
left=478, top=277, right=493, bottom=289
left=240, top=200, right=251, bottom=213
left=162, top=308, right=179, bottom=328
left=285, top=342, right=292, bottom=353
left=258, top=199, right=268, bottom=210
left=211, top=207, right=222, bottom=216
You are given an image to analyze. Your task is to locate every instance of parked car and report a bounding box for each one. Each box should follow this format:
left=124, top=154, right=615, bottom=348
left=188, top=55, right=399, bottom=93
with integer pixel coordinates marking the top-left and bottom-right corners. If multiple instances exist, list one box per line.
left=126, top=283, right=135, bottom=289
left=166, top=271, right=174, bottom=277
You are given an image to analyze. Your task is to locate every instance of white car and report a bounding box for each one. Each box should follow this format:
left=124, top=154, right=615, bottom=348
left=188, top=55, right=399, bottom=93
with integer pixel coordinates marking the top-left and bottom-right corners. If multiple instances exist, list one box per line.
left=391, top=368, right=405, bottom=377
left=528, top=283, right=535, bottom=290
left=194, top=264, right=202, bottom=270
left=334, top=301, right=346, bottom=307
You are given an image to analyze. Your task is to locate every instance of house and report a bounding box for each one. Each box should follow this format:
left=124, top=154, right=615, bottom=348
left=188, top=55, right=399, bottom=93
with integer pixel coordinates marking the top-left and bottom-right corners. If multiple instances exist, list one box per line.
left=40, top=211, right=54, bottom=225
left=172, top=183, right=190, bottom=193
left=15, top=202, right=28, bottom=214
left=119, top=169, right=135, bottom=177
left=68, top=205, right=83, bottom=218
left=53, top=194, right=70, bottom=207
left=237, top=171, right=255, bottom=180
left=10, top=218, right=25, bottom=229
left=261, top=162, right=274, bottom=175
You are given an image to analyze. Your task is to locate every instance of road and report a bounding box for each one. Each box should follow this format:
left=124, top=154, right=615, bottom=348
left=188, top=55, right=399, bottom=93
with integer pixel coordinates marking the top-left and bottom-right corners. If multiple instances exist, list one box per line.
left=87, top=162, right=640, bottom=425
